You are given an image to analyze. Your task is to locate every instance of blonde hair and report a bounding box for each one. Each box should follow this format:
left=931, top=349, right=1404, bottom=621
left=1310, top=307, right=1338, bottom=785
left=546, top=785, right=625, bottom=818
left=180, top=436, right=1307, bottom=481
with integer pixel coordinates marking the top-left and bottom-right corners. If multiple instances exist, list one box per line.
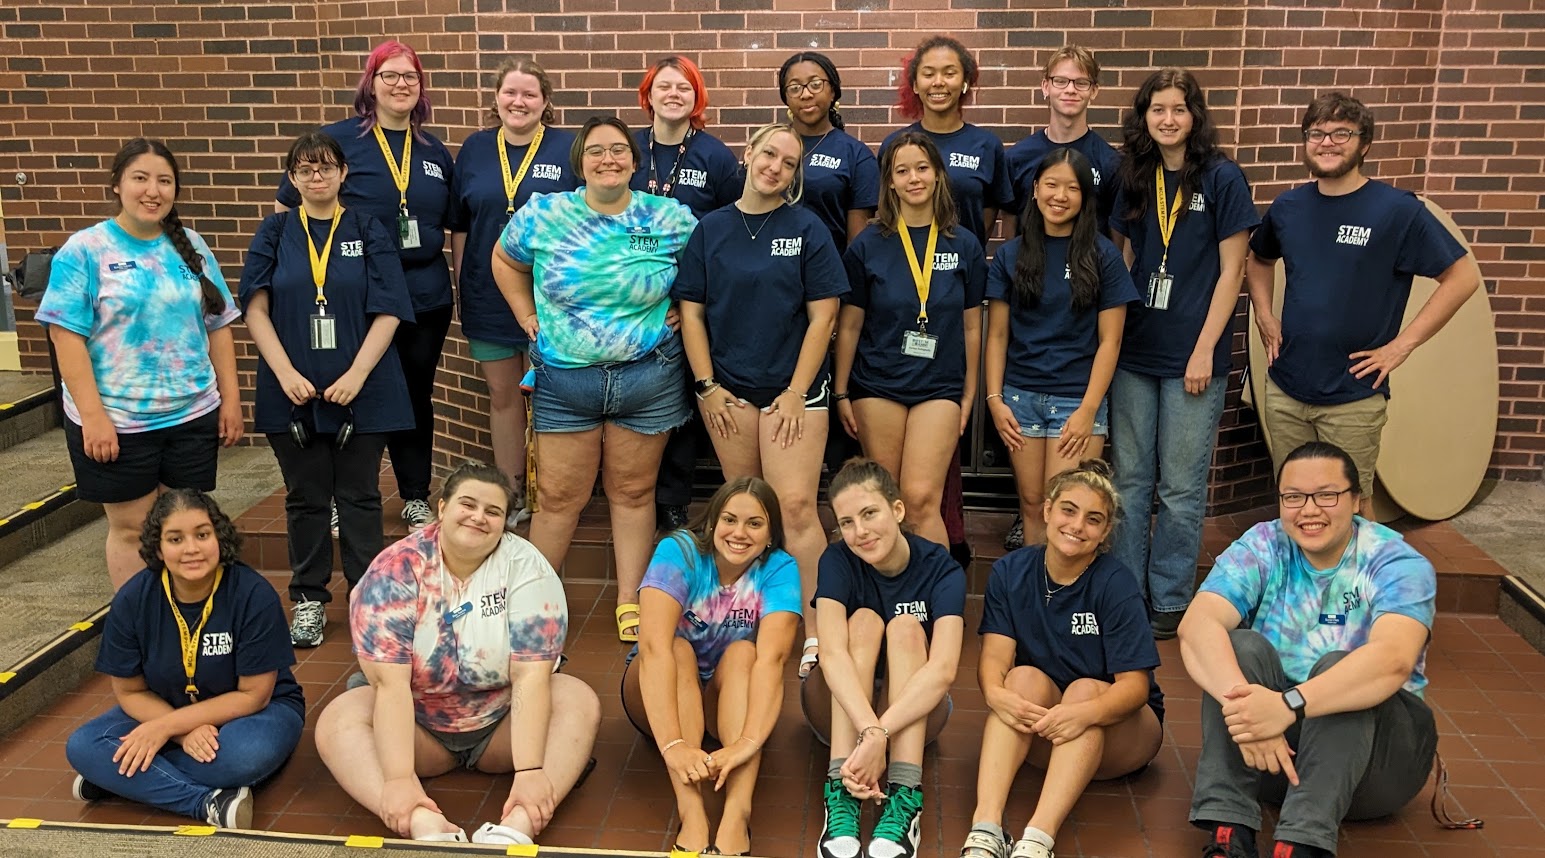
left=1043, top=45, right=1100, bottom=83
left=742, top=122, right=805, bottom=205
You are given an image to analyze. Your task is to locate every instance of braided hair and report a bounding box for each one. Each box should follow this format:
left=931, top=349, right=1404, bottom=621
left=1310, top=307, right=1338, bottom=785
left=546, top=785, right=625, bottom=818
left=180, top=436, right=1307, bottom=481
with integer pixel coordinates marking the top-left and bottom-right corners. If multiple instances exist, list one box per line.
left=777, top=51, right=846, bottom=130
left=109, top=138, right=229, bottom=317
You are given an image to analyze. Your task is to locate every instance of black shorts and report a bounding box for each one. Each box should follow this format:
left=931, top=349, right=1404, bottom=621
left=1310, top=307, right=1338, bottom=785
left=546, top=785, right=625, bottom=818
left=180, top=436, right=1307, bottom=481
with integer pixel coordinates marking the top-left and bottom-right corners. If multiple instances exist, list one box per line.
left=65, top=409, right=219, bottom=504
left=735, top=373, right=832, bottom=411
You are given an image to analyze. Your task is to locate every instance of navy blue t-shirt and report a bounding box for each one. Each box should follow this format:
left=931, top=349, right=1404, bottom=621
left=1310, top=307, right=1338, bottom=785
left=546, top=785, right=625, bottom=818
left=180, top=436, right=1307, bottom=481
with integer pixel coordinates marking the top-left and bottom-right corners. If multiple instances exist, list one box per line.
left=1113, top=158, right=1260, bottom=378
left=452, top=125, right=579, bottom=347
left=239, top=209, right=415, bottom=435
left=630, top=128, right=742, bottom=219
left=814, top=533, right=967, bottom=640
left=1006, top=129, right=1122, bottom=236
left=798, top=129, right=880, bottom=253
left=275, top=116, right=459, bottom=313
left=97, top=563, right=306, bottom=720
left=672, top=204, right=848, bottom=396
left=881, top=123, right=1014, bottom=247
left=842, top=223, right=987, bottom=403
left=980, top=547, right=1164, bottom=722
left=1250, top=180, right=1467, bottom=405
left=986, top=234, right=1138, bottom=396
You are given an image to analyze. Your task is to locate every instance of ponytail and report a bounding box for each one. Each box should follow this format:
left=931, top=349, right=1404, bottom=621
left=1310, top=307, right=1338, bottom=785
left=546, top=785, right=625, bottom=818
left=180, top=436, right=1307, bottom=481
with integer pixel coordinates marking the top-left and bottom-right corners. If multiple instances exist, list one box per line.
left=161, top=207, right=228, bottom=318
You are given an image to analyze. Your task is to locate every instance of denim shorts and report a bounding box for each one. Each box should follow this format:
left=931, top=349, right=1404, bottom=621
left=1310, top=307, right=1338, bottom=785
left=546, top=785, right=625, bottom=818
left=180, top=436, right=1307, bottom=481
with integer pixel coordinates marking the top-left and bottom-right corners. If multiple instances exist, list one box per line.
left=1002, top=385, right=1109, bottom=438
left=531, top=335, right=690, bottom=434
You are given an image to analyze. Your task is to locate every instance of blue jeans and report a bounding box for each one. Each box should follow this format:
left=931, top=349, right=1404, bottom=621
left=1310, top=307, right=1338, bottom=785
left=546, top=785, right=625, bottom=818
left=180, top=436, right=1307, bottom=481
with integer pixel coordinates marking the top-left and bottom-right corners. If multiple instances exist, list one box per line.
left=1109, top=368, right=1225, bottom=613
left=65, top=703, right=303, bottom=820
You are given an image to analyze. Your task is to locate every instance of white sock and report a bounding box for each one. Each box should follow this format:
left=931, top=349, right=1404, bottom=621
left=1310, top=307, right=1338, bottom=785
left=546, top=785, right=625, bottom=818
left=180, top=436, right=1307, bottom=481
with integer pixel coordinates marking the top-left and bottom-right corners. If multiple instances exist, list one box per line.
left=1020, top=826, right=1054, bottom=849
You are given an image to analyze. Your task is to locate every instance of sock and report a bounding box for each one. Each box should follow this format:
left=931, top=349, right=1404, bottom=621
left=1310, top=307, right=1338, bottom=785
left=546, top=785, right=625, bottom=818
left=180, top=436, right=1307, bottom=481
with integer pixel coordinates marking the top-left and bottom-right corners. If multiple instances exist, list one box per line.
left=827, top=757, right=845, bottom=781
left=969, top=821, right=1006, bottom=842
left=886, top=761, right=922, bottom=790
left=1273, top=842, right=1329, bottom=858
left=1019, top=826, right=1054, bottom=849
left=1211, top=824, right=1257, bottom=855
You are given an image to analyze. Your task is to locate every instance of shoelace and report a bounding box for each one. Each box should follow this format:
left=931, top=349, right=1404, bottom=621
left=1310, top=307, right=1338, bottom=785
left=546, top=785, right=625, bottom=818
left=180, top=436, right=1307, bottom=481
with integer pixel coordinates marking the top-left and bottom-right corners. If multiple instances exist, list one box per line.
left=822, top=779, right=860, bottom=839
left=293, top=604, right=324, bottom=635
left=871, top=786, right=923, bottom=843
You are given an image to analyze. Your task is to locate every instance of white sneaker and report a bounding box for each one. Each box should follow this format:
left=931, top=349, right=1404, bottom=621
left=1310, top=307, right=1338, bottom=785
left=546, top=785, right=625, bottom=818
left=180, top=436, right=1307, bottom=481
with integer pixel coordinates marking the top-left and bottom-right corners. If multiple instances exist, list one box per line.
left=472, top=822, right=534, bottom=845
left=401, top=498, right=434, bottom=529
left=289, top=599, right=326, bottom=648
left=505, top=504, right=531, bottom=531
left=1009, top=837, right=1054, bottom=858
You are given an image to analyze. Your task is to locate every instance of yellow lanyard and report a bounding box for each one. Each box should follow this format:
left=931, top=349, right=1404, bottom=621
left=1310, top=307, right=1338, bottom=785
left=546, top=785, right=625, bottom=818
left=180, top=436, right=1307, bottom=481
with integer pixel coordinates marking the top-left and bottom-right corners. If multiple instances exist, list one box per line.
left=298, top=207, right=344, bottom=305
left=1154, top=165, right=1185, bottom=274
left=161, top=565, right=224, bottom=705
left=498, top=124, right=546, bottom=215
left=373, top=124, right=413, bottom=214
left=898, top=220, right=939, bottom=331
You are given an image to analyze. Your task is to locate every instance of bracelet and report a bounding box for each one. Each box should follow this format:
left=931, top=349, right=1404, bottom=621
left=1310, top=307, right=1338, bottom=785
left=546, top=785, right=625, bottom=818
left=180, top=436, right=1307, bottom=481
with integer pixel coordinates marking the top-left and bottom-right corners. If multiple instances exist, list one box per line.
left=832, top=392, right=850, bottom=401
left=985, top=393, right=1004, bottom=401
left=693, top=383, right=721, bottom=401
left=660, top=738, right=686, bottom=754
left=513, top=765, right=544, bottom=774
left=782, top=387, right=805, bottom=399
left=734, top=735, right=761, bottom=750
left=856, top=725, right=889, bottom=744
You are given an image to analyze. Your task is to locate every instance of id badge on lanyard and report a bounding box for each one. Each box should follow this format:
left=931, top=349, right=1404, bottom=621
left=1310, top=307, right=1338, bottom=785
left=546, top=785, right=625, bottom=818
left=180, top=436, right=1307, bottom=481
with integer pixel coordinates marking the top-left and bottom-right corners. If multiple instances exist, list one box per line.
left=311, top=303, right=337, bottom=350
left=1147, top=271, right=1173, bottom=310
left=902, top=329, right=938, bottom=359
left=399, top=212, right=422, bottom=250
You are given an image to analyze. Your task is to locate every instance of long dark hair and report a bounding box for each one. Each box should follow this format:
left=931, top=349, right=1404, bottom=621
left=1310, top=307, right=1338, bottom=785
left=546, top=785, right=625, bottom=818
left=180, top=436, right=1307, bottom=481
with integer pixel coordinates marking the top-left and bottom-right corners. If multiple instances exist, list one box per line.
left=675, top=477, right=787, bottom=560
left=873, top=131, right=958, bottom=237
left=139, top=488, right=243, bottom=571
left=777, top=51, right=846, bottom=130
left=109, top=138, right=228, bottom=318
left=1012, top=147, right=1100, bottom=314
left=1117, top=68, right=1224, bottom=224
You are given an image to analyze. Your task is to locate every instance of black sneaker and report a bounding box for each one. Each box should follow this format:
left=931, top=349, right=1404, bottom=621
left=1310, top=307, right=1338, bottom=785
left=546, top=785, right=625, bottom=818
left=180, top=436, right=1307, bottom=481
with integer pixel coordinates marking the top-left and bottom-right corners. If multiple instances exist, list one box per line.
left=867, top=784, right=923, bottom=858
left=658, top=503, right=691, bottom=531
left=1002, top=515, right=1025, bottom=551
left=72, top=774, right=108, bottom=802
left=401, top=498, right=434, bottom=529
left=1201, top=824, right=1259, bottom=858
left=818, top=777, right=862, bottom=858
left=290, top=599, right=326, bottom=648
left=1151, top=610, right=1183, bottom=641
left=1270, top=843, right=1330, bottom=858
left=204, top=786, right=253, bottom=829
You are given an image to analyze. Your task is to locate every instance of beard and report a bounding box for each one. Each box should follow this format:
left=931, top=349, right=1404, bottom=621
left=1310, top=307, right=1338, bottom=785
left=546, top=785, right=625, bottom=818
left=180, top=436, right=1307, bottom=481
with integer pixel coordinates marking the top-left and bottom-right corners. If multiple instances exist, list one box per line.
left=1304, top=148, right=1364, bottom=179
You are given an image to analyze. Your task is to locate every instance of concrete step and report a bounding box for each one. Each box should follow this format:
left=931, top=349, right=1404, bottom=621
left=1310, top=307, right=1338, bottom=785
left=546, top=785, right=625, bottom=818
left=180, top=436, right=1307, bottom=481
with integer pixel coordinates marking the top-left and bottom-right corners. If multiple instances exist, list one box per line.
left=0, top=427, right=102, bottom=572
left=0, top=374, right=59, bottom=453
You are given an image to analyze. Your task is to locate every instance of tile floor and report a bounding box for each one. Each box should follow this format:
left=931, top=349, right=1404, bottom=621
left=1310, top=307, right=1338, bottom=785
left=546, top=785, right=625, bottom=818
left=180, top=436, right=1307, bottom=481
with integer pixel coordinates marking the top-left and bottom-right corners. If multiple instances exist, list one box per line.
left=0, top=493, right=1536, bottom=857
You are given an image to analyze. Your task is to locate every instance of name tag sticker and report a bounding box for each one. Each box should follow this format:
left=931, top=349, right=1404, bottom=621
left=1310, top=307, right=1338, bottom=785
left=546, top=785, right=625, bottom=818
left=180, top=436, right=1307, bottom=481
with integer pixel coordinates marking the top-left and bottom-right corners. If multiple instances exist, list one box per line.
left=1318, top=613, right=1346, bottom=626
left=444, top=602, right=473, bottom=623
left=683, top=610, right=709, bottom=631
left=108, top=261, right=139, bottom=272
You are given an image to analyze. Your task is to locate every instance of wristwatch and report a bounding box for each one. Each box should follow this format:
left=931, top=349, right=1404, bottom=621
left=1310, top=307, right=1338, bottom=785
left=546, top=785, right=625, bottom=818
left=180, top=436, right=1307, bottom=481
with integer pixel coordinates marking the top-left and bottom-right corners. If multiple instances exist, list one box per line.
left=694, top=377, right=719, bottom=395
left=1282, top=686, right=1307, bottom=723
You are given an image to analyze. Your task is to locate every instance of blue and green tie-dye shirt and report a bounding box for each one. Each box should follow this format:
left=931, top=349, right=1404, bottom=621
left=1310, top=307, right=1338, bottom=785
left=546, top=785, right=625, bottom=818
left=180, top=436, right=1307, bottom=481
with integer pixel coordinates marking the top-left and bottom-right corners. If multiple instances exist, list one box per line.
left=640, top=532, right=802, bottom=676
left=1200, top=517, right=1436, bottom=697
left=499, top=189, right=697, bottom=368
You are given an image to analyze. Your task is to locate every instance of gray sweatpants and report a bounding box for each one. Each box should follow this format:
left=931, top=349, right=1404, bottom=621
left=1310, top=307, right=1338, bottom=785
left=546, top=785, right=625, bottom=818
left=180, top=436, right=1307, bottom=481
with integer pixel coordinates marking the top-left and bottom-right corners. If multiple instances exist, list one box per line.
left=1189, top=628, right=1437, bottom=855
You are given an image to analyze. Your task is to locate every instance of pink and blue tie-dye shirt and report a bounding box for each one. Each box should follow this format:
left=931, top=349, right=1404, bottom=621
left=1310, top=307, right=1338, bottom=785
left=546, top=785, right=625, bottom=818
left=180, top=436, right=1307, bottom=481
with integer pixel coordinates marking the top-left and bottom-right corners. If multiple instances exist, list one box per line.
left=351, top=524, right=569, bottom=733
left=1200, top=517, right=1436, bottom=697
left=640, top=533, right=802, bottom=676
left=36, top=219, right=240, bottom=432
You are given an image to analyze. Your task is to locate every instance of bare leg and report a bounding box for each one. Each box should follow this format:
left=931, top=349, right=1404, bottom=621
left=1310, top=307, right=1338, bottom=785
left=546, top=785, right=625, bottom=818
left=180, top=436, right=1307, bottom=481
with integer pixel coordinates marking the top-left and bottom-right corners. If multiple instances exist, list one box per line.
left=801, top=609, right=885, bottom=756
left=104, top=489, right=160, bottom=589
left=758, top=409, right=829, bottom=647
left=600, top=423, right=670, bottom=613
left=622, top=638, right=710, bottom=848
left=474, top=674, right=603, bottom=837
left=526, top=428, right=602, bottom=572
left=708, top=640, right=759, bottom=854
left=883, top=615, right=930, bottom=767
left=480, top=355, right=529, bottom=494
left=1006, top=438, right=1049, bottom=546
left=896, top=401, right=963, bottom=547
left=969, top=665, right=1053, bottom=826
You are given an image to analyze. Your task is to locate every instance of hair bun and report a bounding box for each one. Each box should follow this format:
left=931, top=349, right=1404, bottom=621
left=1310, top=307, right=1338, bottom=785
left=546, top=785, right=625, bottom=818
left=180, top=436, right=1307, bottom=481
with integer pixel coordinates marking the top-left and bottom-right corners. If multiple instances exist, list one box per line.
left=1077, top=458, right=1114, bottom=479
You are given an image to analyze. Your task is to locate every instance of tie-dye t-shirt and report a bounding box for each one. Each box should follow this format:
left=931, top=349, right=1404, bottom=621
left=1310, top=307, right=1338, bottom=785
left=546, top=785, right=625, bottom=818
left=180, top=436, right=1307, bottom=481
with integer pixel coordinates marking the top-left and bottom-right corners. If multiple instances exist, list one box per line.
left=1200, top=517, right=1436, bottom=697
left=498, top=189, right=696, bottom=368
left=351, top=524, right=568, bottom=733
left=36, top=219, right=240, bottom=432
left=640, top=533, right=802, bottom=676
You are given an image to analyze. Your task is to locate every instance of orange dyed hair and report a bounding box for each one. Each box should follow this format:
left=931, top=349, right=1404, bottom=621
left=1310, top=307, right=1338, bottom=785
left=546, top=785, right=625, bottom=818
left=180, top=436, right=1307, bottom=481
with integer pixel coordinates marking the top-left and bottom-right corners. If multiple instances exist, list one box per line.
left=637, top=55, right=709, bottom=130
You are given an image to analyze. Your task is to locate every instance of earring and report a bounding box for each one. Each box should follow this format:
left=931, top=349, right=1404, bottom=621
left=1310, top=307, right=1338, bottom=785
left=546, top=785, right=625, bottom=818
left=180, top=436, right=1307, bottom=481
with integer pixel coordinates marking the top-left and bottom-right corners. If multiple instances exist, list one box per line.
left=962, top=83, right=969, bottom=94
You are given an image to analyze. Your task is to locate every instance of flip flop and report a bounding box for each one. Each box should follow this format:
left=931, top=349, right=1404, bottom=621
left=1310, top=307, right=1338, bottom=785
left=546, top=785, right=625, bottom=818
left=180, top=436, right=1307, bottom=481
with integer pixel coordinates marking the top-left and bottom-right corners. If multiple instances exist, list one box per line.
left=799, top=636, right=819, bottom=678
left=615, top=603, right=641, bottom=643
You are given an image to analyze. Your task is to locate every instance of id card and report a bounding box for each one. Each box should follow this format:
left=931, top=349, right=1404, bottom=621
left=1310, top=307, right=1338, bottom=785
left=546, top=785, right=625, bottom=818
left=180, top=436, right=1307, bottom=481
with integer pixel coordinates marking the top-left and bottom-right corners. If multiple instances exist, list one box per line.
left=310, top=311, right=337, bottom=350
left=1146, top=272, right=1173, bottom=310
left=399, top=215, right=422, bottom=250
left=901, top=330, right=938, bottom=360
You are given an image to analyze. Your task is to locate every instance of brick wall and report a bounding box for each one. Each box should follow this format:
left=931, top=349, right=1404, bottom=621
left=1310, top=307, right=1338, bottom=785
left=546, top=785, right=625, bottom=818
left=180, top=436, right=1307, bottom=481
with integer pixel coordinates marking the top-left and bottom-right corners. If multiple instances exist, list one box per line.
left=2, top=0, right=1541, bottom=514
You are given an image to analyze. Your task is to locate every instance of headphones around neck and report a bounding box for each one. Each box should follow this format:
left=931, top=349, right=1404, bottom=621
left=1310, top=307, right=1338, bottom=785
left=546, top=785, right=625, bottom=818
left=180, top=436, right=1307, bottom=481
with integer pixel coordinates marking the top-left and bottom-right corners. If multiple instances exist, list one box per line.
left=289, top=402, right=354, bottom=451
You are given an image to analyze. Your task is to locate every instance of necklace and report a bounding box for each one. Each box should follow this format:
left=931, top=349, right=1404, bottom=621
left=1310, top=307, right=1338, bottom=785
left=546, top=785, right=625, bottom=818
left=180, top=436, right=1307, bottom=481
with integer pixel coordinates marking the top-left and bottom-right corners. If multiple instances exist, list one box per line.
left=804, top=127, right=834, bottom=158
left=740, top=205, right=778, bottom=241
left=1043, top=568, right=1069, bottom=606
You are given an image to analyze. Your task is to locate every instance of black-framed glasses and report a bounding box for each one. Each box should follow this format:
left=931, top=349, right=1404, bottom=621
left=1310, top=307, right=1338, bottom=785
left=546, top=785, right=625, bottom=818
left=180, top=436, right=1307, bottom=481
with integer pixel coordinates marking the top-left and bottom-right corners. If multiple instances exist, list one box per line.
left=291, top=164, right=340, bottom=181
left=784, top=79, right=829, bottom=97
left=582, top=143, right=632, bottom=159
left=1305, top=128, right=1360, bottom=144
left=1048, top=76, right=1095, bottom=92
left=375, top=70, right=421, bottom=86
left=1279, top=488, right=1353, bottom=509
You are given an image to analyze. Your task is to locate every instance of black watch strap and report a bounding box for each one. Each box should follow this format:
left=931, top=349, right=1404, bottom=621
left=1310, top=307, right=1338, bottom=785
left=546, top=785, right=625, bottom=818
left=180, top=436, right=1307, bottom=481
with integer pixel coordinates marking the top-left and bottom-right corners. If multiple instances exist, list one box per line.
left=1282, top=686, right=1307, bottom=722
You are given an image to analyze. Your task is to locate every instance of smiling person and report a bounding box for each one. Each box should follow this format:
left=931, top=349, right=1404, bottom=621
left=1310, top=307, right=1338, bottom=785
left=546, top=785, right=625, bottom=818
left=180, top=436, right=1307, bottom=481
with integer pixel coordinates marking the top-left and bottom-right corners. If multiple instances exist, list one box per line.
left=451, top=59, right=578, bottom=527
left=1178, top=442, right=1438, bottom=858
left=961, top=460, right=1163, bottom=858
left=1248, top=93, right=1478, bottom=518
left=834, top=133, right=985, bottom=547
left=241, top=132, right=416, bottom=648
left=676, top=122, right=847, bottom=678
left=38, top=138, right=243, bottom=590
left=276, top=40, right=459, bottom=532
left=1107, top=68, right=1260, bottom=640
left=492, top=116, right=698, bottom=645
left=316, top=461, right=600, bottom=845
left=778, top=51, right=879, bottom=253
left=621, top=478, right=801, bottom=857
left=984, top=148, right=1138, bottom=551
left=65, top=490, right=304, bottom=829
left=803, top=459, right=964, bottom=858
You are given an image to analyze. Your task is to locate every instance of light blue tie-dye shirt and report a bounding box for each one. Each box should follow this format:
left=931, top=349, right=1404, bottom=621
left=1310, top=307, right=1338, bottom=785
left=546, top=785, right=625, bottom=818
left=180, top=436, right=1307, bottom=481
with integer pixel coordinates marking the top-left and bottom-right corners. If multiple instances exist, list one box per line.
left=36, top=219, right=240, bottom=432
left=640, top=532, right=803, bottom=676
left=1200, top=517, right=1436, bottom=697
left=499, top=189, right=696, bottom=368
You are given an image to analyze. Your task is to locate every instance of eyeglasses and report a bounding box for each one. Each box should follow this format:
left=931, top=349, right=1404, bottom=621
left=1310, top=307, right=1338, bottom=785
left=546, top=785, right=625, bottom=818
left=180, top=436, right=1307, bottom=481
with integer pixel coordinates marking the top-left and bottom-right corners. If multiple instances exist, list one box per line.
left=1305, top=128, right=1360, bottom=144
left=1279, top=488, right=1353, bottom=509
left=784, top=79, right=829, bottom=97
left=375, top=70, right=421, bottom=87
left=583, top=143, right=632, bottom=159
left=1048, top=76, right=1095, bottom=92
left=290, top=164, right=340, bottom=181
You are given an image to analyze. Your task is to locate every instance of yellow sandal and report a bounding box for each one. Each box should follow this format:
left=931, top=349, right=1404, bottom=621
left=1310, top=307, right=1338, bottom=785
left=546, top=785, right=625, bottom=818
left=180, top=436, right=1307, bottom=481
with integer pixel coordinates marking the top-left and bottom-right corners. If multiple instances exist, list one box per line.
left=615, top=603, right=641, bottom=643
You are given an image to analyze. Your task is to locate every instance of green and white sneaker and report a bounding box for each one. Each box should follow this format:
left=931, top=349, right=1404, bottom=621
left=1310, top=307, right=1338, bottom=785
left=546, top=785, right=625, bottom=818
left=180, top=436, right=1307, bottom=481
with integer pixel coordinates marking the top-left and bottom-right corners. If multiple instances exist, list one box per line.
left=818, top=777, right=863, bottom=858
left=867, top=784, right=923, bottom=858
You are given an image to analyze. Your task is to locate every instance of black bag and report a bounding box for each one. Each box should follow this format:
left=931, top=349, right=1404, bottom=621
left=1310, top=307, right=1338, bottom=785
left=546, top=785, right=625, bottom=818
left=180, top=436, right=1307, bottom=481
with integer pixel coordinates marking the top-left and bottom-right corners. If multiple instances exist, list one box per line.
left=12, top=249, right=56, bottom=299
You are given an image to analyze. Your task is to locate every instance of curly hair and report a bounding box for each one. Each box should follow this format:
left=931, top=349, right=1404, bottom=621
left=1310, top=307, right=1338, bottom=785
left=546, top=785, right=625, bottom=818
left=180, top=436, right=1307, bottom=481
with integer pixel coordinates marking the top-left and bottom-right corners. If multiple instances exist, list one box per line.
left=1116, top=68, right=1226, bottom=225
left=897, top=35, right=979, bottom=121
left=139, top=488, right=243, bottom=571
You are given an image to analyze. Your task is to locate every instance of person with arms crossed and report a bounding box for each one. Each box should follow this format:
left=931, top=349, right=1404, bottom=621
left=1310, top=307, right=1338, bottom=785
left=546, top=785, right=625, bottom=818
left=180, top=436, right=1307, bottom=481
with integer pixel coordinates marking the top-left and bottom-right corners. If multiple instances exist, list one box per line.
left=1178, top=441, right=1438, bottom=858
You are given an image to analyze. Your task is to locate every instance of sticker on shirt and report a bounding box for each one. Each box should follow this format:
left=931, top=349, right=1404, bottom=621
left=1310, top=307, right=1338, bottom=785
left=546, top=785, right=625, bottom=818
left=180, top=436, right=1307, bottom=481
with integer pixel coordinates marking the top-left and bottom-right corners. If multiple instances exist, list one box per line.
left=1336, top=225, right=1372, bottom=247
left=948, top=152, right=982, bottom=171
left=894, top=599, right=930, bottom=623
left=810, top=154, right=843, bottom=170
left=1071, top=612, right=1100, bottom=635
left=677, top=168, right=708, bottom=188
left=108, top=261, right=139, bottom=272
left=771, top=237, right=803, bottom=257
left=421, top=161, right=446, bottom=181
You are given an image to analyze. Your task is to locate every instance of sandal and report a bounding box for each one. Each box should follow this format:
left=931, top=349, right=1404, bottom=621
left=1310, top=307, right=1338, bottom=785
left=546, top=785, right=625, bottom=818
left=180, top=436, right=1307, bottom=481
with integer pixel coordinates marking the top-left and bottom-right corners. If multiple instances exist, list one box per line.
left=615, top=603, right=641, bottom=643
left=799, top=637, right=819, bottom=678
left=710, top=823, right=752, bottom=856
